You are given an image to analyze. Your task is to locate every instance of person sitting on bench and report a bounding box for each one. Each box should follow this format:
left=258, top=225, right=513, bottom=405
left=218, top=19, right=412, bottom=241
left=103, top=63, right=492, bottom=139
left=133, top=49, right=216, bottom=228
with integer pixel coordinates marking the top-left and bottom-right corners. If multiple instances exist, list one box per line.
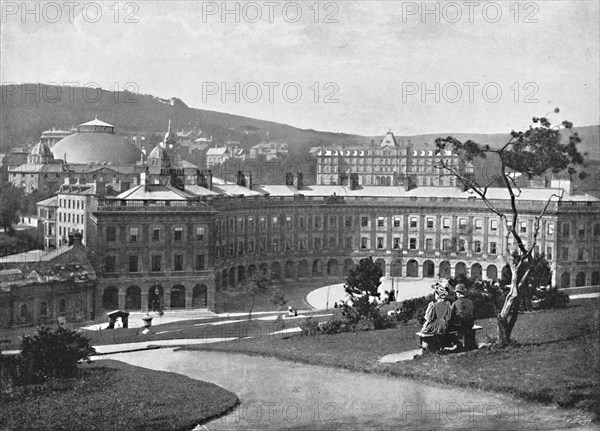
left=450, top=284, right=477, bottom=350
left=420, top=282, right=452, bottom=339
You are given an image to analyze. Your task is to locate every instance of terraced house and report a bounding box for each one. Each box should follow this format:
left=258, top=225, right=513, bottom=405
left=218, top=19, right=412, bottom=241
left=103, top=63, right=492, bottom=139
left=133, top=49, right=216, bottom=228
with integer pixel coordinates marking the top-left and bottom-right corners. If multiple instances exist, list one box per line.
left=86, top=170, right=599, bottom=315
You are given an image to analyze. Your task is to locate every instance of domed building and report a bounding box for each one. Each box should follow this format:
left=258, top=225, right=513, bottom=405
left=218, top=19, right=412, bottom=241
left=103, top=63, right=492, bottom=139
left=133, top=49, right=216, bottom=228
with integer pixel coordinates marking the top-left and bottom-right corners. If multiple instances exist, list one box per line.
left=51, top=116, right=141, bottom=164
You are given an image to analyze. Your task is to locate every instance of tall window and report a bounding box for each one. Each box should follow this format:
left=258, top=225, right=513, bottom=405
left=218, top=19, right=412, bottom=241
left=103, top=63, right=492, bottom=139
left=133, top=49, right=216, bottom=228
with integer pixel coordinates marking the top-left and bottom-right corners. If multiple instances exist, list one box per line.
left=490, top=220, right=498, bottom=231
left=393, top=237, right=400, bottom=249
left=129, top=227, right=139, bottom=242
left=174, top=254, right=184, bottom=271
left=377, top=237, right=384, bottom=248
left=196, top=254, right=205, bottom=270
left=345, top=216, right=352, bottom=228
left=520, top=221, right=527, bottom=234
left=475, top=219, right=483, bottom=230
left=459, top=218, right=467, bottom=229
left=105, top=256, right=116, bottom=273
left=426, top=218, right=434, bottom=229
left=409, top=238, right=417, bottom=250
left=474, top=241, right=481, bottom=253
left=546, top=246, right=553, bottom=261
left=410, top=217, right=417, bottom=228
left=443, top=218, right=450, bottom=229
left=561, top=247, right=569, bottom=261
left=425, top=238, right=433, bottom=250
left=272, top=216, right=279, bottom=229
left=458, top=239, right=466, bottom=252
left=361, top=216, right=368, bottom=227
left=442, top=238, right=450, bottom=251
left=489, top=242, right=497, bottom=254
left=196, top=226, right=205, bottom=241
left=152, top=228, right=161, bottom=241
left=128, top=255, right=138, bottom=272
left=150, top=255, right=161, bottom=271
left=393, top=217, right=401, bottom=228
left=360, top=237, right=368, bottom=249
left=562, top=223, right=570, bottom=237
left=377, top=218, right=384, bottom=228
left=106, top=226, right=116, bottom=242
left=174, top=227, right=183, bottom=241
left=547, top=223, right=555, bottom=235
left=314, top=237, right=322, bottom=249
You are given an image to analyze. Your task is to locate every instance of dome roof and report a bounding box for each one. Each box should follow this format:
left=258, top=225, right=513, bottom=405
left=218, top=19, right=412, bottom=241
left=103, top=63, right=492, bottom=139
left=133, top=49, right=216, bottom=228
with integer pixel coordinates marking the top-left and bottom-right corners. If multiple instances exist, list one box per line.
left=52, top=130, right=141, bottom=164
left=30, top=141, right=53, bottom=156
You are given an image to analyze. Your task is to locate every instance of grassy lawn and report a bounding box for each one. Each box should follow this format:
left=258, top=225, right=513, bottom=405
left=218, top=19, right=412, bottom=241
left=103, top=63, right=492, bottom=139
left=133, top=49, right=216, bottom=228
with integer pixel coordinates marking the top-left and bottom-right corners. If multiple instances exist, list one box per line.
left=1, top=360, right=239, bottom=431
left=185, top=298, right=600, bottom=417
left=216, top=278, right=333, bottom=312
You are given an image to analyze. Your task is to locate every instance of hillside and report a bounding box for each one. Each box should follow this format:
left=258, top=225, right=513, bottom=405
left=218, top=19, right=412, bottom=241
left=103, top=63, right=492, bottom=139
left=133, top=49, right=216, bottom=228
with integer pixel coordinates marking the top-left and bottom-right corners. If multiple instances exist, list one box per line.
left=2, top=84, right=598, bottom=160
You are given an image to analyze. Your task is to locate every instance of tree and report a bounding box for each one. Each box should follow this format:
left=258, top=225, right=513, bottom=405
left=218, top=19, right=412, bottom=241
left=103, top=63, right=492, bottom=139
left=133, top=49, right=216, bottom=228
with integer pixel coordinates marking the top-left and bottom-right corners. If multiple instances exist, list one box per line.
left=435, top=111, right=583, bottom=345
left=343, top=257, right=382, bottom=321
left=247, top=273, right=271, bottom=321
left=0, top=182, right=23, bottom=232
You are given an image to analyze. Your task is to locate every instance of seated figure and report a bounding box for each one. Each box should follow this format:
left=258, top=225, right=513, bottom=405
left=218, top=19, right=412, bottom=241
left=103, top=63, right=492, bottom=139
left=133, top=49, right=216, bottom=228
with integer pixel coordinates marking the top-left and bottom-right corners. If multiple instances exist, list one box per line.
left=421, top=282, right=452, bottom=336
left=449, top=284, right=477, bottom=350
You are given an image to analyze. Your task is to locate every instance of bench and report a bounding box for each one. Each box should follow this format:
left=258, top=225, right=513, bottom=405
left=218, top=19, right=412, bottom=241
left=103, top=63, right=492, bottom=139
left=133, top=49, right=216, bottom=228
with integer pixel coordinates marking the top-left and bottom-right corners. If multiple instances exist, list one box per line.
left=416, top=325, right=483, bottom=338
left=416, top=325, right=483, bottom=352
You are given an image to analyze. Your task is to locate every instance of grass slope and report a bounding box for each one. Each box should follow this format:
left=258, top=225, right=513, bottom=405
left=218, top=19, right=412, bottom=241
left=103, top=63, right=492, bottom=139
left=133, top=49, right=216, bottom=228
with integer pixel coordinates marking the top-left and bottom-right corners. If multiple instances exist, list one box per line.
left=186, top=298, right=600, bottom=417
left=1, top=360, right=239, bottom=431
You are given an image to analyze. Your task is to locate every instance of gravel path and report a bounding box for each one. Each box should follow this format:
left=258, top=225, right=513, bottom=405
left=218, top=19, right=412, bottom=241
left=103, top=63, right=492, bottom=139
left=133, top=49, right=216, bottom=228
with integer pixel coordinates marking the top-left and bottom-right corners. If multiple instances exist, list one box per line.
left=103, top=348, right=596, bottom=430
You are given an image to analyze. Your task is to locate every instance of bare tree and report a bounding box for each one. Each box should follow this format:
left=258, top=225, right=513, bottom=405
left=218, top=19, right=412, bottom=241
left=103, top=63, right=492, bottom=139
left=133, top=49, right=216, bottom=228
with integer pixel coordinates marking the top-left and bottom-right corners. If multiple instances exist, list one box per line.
left=434, top=111, right=583, bottom=345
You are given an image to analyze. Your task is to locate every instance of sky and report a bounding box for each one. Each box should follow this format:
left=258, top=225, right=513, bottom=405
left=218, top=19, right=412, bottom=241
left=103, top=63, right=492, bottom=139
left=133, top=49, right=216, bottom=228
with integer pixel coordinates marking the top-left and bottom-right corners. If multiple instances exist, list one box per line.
left=1, top=1, right=599, bottom=136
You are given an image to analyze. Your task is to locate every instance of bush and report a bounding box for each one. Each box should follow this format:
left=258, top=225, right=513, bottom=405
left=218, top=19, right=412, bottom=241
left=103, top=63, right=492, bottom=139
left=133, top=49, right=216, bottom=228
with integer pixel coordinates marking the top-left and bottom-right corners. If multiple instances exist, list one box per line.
left=529, top=287, right=570, bottom=310
left=394, top=294, right=434, bottom=324
left=18, top=326, right=96, bottom=383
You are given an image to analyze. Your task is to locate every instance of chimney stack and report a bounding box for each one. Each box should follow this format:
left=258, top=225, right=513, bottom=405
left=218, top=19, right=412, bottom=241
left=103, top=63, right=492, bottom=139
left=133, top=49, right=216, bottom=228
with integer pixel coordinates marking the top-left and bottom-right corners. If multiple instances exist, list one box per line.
left=236, top=170, right=246, bottom=187
left=285, top=172, right=294, bottom=186
left=350, top=173, right=359, bottom=190
left=295, top=172, right=304, bottom=189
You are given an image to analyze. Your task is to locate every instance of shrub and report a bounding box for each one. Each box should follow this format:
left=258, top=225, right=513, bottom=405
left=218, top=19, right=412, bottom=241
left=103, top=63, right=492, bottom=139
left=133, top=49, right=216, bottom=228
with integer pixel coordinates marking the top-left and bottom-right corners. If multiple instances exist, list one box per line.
left=395, top=294, right=434, bottom=323
left=299, top=317, right=321, bottom=336
left=19, top=326, right=96, bottom=383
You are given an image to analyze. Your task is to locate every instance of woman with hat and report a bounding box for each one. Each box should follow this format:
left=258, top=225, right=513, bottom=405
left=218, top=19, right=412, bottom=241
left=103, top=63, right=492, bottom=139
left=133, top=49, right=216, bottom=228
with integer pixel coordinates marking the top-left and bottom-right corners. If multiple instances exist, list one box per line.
left=420, top=280, right=452, bottom=336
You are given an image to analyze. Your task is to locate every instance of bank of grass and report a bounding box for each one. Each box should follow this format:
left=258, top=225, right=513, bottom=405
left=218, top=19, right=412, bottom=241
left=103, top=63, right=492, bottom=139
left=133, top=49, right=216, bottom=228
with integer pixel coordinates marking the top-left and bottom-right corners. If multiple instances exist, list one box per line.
left=186, top=298, right=600, bottom=417
left=1, top=360, right=239, bottom=431
left=216, top=278, right=331, bottom=313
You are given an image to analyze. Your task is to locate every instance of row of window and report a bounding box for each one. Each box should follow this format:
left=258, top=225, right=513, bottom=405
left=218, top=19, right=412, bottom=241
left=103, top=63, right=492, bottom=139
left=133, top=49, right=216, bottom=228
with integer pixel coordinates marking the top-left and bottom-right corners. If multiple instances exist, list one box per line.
left=105, top=254, right=206, bottom=273
left=214, top=214, right=553, bottom=236
left=106, top=226, right=206, bottom=242
left=58, top=212, right=83, bottom=224
left=59, top=198, right=85, bottom=210
left=560, top=223, right=600, bottom=238
left=561, top=245, right=600, bottom=261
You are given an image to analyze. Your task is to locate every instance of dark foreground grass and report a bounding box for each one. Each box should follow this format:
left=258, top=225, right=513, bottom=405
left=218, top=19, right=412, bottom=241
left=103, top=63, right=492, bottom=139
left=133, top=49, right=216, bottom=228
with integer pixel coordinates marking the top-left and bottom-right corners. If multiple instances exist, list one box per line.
left=0, top=360, right=239, bottom=431
left=186, top=298, right=600, bottom=418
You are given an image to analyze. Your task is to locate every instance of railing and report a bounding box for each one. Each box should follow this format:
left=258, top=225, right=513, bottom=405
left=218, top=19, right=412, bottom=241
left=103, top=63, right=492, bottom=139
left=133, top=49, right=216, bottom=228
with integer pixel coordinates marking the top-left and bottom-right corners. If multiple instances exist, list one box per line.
left=97, top=193, right=598, bottom=211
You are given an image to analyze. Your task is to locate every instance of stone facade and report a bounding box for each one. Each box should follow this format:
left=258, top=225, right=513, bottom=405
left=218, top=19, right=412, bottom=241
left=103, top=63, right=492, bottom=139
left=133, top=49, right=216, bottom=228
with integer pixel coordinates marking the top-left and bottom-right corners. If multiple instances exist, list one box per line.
left=89, top=181, right=600, bottom=315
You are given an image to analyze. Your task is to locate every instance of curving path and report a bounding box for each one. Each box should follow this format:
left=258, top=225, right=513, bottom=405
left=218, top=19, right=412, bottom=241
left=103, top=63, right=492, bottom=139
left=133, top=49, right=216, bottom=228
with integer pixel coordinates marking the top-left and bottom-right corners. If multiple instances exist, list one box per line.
left=102, top=348, right=594, bottom=430
left=307, top=277, right=435, bottom=309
